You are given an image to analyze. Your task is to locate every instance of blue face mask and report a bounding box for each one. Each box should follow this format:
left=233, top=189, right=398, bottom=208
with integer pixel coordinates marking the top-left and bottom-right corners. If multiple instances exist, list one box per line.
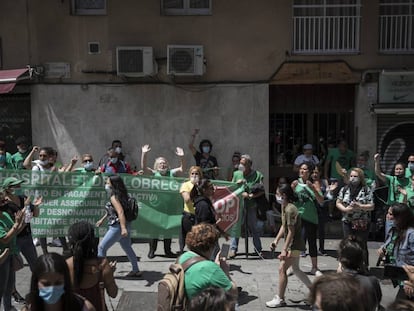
left=83, top=162, right=94, bottom=171
left=39, top=284, right=65, bottom=304
left=0, top=154, right=5, bottom=164
left=409, top=163, right=414, bottom=171
left=202, top=146, right=210, bottom=154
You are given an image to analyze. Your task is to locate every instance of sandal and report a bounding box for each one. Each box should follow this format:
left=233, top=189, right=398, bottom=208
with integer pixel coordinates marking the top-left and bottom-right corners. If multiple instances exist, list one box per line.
left=125, top=271, right=143, bottom=278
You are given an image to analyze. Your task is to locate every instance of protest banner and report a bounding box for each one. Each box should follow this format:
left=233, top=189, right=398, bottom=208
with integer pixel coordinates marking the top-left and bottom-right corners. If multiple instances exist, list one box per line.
left=0, top=170, right=243, bottom=238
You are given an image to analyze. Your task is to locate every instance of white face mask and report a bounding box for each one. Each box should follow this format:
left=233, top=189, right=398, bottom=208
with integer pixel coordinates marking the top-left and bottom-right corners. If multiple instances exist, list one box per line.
left=17, top=147, right=27, bottom=154
left=110, top=157, right=118, bottom=164
left=39, top=159, right=49, bottom=166
left=349, top=176, right=360, bottom=184
left=83, top=162, right=94, bottom=170
left=276, top=195, right=283, bottom=204
left=238, top=164, right=246, bottom=172
left=190, top=175, right=199, bottom=184
left=115, top=147, right=122, bottom=154
left=105, top=184, right=112, bottom=193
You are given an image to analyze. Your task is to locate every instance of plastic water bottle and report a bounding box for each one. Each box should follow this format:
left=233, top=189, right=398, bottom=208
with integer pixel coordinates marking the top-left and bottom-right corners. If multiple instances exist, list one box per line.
left=24, top=206, right=32, bottom=223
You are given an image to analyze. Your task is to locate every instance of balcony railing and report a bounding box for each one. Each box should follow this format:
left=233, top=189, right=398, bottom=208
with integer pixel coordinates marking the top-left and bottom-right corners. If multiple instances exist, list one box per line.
left=293, top=15, right=360, bottom=54
left=379, top=14, right=414, bottom=53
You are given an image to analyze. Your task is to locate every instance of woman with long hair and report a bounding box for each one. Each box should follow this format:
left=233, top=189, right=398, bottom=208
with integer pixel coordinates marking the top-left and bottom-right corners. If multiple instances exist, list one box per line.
left=66, top=221, right=118, bottom=311
left=23, top=252, right=95, bottom=311
left=336, top=168, right=374, bottom=268
left=291, top=161, right=324, bottom=275
left=378, top=203, right=414, bottom=300
left=266, top=183, right=311, bottom=308
left=96, top=175, right=141, bottom=278
left=190, top=178, right=216, bottom=225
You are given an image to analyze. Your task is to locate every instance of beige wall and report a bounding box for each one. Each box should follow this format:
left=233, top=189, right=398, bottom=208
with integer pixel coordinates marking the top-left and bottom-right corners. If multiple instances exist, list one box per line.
left=1, top=1, right=413, bottom=80
left=30, top=83, right=269, bottom=184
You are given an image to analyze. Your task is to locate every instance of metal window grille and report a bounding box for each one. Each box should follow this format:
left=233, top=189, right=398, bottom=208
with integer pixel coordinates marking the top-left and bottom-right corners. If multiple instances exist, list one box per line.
left=161, top=0, right=212, bottom=15
left=379, top=0, right=414, bottom=53
left=293, top=0, right=361, bottom=54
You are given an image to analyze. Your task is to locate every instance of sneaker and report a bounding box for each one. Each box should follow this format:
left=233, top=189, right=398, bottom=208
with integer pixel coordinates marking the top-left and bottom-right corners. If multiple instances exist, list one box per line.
left=310, top=268, right=323, bottom=277
left=33, top=238, right=40, bottom=246
left=266, top=295, right=286, bottom=308
left=300, top=251, right=307, bottom=257
left=286, top=266, right=294, bottom=276
left=228, top=249, right=237, bottom=259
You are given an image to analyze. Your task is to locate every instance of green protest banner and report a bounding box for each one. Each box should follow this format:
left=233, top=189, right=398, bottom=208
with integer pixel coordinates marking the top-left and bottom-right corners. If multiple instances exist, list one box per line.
left=0, top=170, right=243, bottom=238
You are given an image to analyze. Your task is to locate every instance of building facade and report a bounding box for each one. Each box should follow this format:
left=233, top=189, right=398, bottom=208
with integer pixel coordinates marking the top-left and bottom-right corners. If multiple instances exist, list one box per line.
left=1, top=0, right=413, bottom=188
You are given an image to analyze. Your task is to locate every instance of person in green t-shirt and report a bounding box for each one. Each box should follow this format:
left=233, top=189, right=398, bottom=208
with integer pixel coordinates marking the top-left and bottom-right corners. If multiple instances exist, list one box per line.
left=11, top=136, right=31, bottom=170
left=228, top=154, right=264, bottom=258
left=0, top=141, right=13, bottom=170
left=405, top=154, right=414, bottom=178
left=324, top=140, right=355, bottom=181
left=179, top=223, right=237, bottom=300
left=141, top=144, right=185, bottom=259
left=374, top=153, right=410, bottom=236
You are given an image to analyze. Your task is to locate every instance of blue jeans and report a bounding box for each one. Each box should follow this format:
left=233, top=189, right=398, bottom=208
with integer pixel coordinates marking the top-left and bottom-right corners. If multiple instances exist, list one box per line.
left=17, top=234, right=38, bottom=271
left=98, top=222, right=139, bottom=272
left=0, top=255, right=14, bottom=311
left=230, top=205, right=262, bottom=253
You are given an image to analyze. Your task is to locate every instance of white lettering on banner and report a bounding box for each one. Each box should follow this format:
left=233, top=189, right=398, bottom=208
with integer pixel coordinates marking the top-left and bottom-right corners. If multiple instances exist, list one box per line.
left=214, top=196, right=236, bottom=214
left=44, top=208, right=104, bottom=216
left=32, top=228, right=67, bottom=235
left=129, top=177, right=180, bottom=191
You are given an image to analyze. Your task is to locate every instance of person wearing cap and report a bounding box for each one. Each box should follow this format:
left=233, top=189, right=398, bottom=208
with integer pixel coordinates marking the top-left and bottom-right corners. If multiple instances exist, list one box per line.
left=0, top=141, right=13, bottom=170
left=293, top=144, right=320, bottom=172
left=11, top=137, right=30, bottom=170
left=1, top=177, right=43, bottom=304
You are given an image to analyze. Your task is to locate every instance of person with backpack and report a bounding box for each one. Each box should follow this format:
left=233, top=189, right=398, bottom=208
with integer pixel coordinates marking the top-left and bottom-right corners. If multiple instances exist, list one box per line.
left=180, top=223, right=237, bottom=300
left=336, top=168, right=374, bottom=269
left=96, top=175, right=142, bottom=278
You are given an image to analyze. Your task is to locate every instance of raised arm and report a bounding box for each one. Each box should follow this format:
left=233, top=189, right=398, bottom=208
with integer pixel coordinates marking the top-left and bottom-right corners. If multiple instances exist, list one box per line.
left=23, top=146, right=39, bottom=169
left=171, top=147, right=185, bottom=176
left=188, top=129, right=199, bottom=156
left=140, top=144, right=154, bottom=175
left=374, top=153, right=387, bottom=183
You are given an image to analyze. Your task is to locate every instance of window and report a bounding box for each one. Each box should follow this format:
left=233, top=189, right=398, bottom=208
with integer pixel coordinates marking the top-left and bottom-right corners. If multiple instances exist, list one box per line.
left=379, top=0, right=414, bottom=53
left=293, top=0, right=361, bottom=54
left=71, top=0, right=107, bottom=16
left=161, top=0, right=212, bottom=16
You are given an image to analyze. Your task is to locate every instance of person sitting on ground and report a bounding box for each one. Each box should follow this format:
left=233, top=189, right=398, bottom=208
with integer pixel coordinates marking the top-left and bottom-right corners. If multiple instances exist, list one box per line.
left=66, top=221, right=118, bottom=311
left=187, top=286, right=236, bottom=311
left=179, top=223, right=238, bottom=301
left=189, top=129, right=219, bottom=180
left=337, top=235, right=382, bottom=310
left=141, top=144, right=185, bottom=258
left=23, top=252, right=95, bottom=311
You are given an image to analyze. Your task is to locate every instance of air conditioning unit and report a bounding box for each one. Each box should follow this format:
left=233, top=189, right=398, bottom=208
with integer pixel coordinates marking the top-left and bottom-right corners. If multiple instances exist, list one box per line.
left=116, top=47, right=157, bottom=77
left=167, top=45, right=204, bottom=76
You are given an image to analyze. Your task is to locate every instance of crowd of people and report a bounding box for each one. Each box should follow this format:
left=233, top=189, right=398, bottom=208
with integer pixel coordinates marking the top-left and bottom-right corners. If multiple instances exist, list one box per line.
left=1, top=131, right=414, bottom=310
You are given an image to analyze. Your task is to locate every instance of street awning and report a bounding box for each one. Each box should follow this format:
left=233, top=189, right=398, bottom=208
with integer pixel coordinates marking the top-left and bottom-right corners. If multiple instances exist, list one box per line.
left=0, top=68, right=30, bottom=94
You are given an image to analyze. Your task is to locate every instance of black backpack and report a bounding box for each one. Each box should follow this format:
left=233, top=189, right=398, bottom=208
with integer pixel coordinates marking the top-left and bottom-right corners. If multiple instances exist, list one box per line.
left=124, top=196, right=139, bottom=222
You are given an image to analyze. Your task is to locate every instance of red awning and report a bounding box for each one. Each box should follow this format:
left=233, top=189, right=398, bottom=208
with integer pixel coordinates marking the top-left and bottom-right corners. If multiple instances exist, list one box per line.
left=0, top=68, right=30, bottom=94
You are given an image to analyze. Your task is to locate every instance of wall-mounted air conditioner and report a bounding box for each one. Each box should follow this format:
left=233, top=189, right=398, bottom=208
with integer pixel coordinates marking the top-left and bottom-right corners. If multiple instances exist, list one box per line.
left=167, top=45, right=204, bottom=76
left=116, top=47, right=157, bottom=77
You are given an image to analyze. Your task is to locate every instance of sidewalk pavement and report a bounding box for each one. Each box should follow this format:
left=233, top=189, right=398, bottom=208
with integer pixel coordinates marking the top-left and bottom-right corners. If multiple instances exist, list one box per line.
left=13, top=238, right=397, bottom=311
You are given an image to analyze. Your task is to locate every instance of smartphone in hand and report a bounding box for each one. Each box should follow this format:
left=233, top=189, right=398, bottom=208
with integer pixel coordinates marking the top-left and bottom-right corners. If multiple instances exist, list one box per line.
left=220, top=243, right=230, bottom=259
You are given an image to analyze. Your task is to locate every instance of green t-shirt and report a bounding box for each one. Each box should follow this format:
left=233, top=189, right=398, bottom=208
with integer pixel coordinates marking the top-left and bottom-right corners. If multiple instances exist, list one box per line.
left=294, top=180, right=319, bottom=224
left=0, top=152, right=13, bottom=170
left=326, top=148, right=355, bottom=179
left=232, top=169, right=264, bottom=208
left=405, top=168, right=413, bottom=179
left=178, top=251, right=232, bottom=300
left=405, top=186, right=414, bottom=209
left=362, top=167, right=375, bottom=187
left=282, top=203, right=305, bottom=252
left=11, top=150, right=30, bottom=170
left=385, top=174, right=410, bottom=205
left=0, top=212, right=18, bottom=255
